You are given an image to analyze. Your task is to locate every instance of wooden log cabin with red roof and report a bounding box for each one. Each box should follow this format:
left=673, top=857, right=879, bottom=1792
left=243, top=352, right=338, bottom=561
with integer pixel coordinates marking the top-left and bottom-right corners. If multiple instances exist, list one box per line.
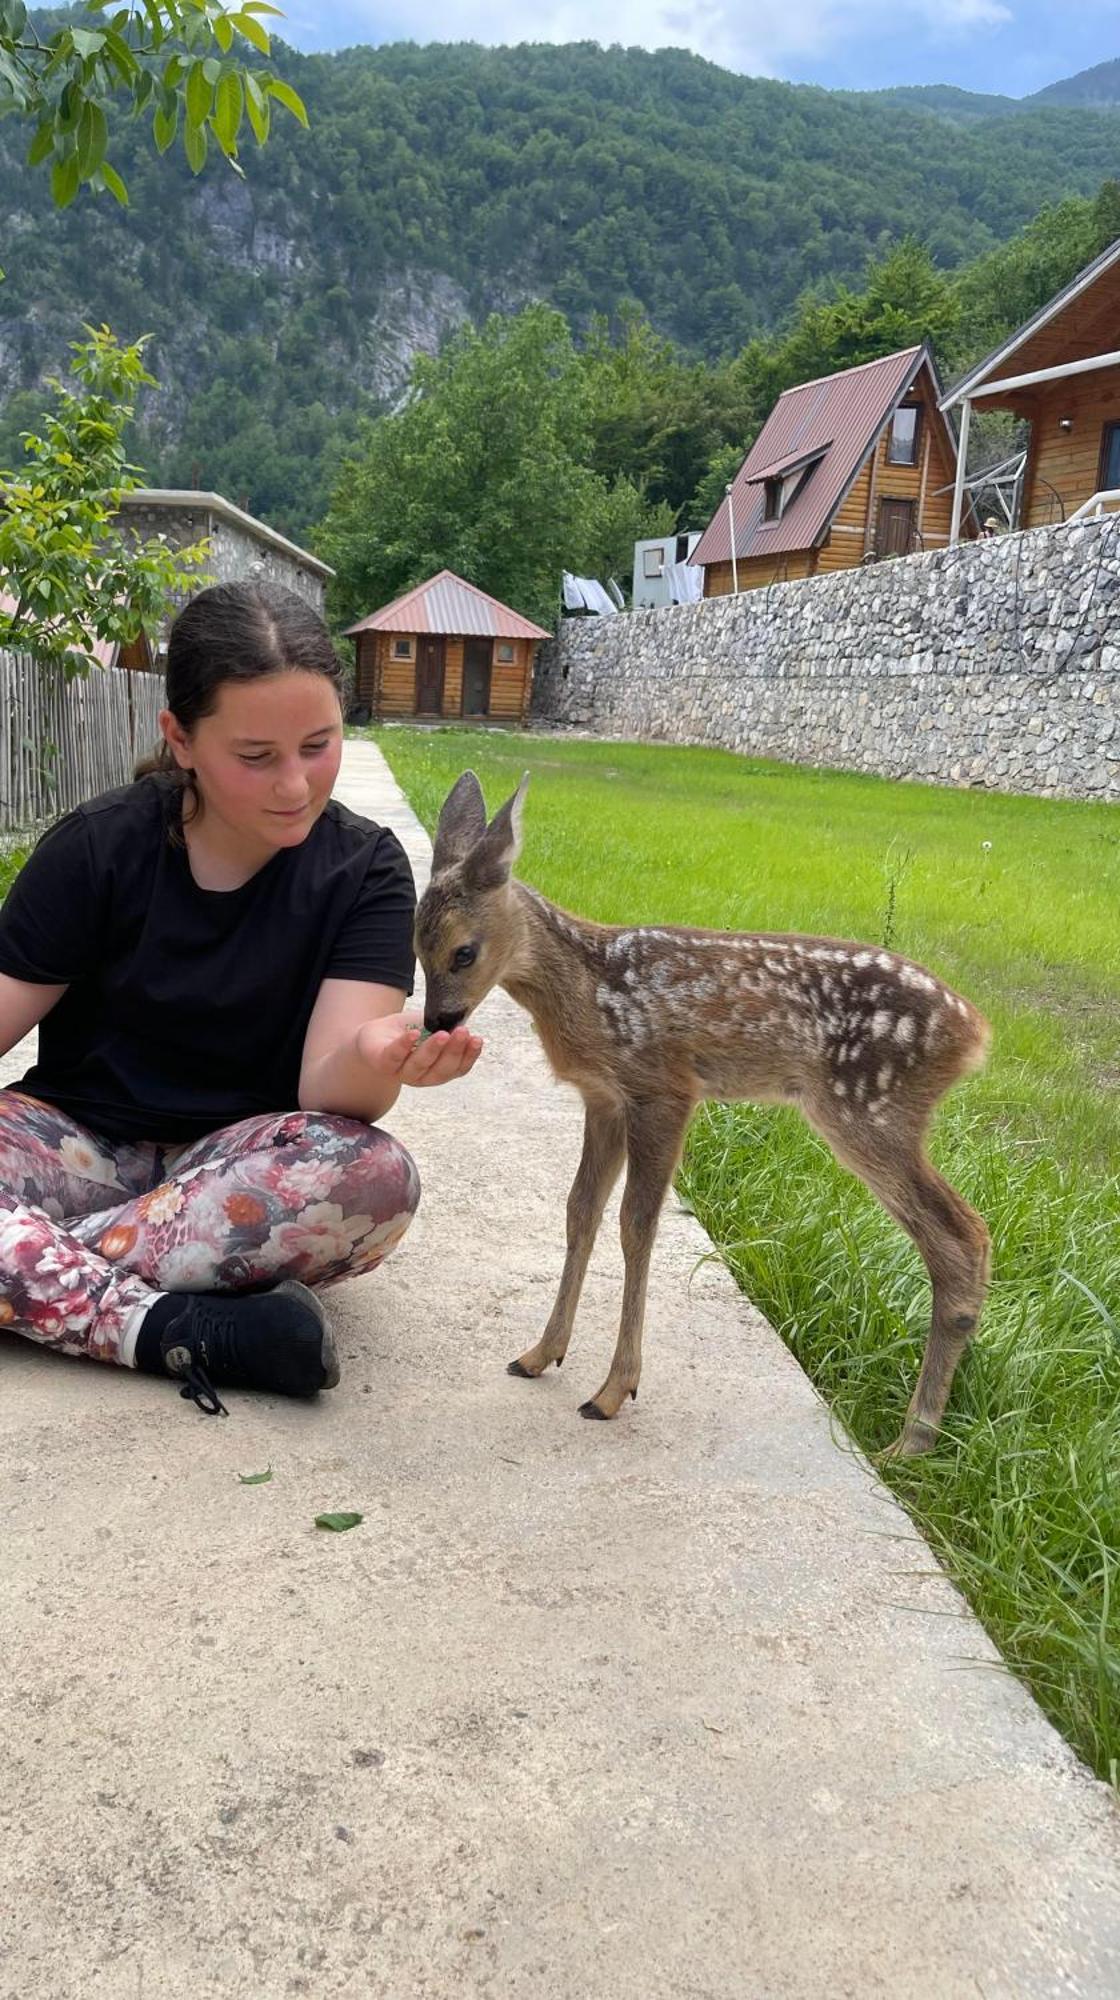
left=692, top=344, right=969, bottom=596
left=346, top=570, right=550, bottom=726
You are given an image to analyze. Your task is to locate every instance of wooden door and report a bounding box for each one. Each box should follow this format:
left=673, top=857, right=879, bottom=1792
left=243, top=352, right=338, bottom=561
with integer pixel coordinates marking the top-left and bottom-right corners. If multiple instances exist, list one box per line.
left=462, top=638, right=492, bottom=717
left=415, top=635, right=445, bottom=713
left=877, top=498, right=916, bottom=558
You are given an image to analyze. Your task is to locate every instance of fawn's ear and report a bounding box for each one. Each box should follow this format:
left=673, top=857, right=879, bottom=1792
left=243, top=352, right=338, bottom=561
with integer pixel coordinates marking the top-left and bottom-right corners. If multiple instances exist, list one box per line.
left=463, top=772, right=529, bottom=892
left=432, top=771, right=488, bottom=872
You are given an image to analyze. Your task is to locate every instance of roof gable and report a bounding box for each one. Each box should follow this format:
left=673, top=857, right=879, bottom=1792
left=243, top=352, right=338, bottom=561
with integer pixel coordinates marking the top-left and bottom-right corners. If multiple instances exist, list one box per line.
left=691, top=346, right=938, bottom=568
left=345, top=569, right=550, bottom=641
left=941, top=234, right=1120, bottom=409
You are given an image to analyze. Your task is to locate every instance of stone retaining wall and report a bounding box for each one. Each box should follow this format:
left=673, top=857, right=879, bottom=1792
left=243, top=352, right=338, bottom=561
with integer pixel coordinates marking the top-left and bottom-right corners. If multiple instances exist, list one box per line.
left=532, top=520, right=1120, bottom=800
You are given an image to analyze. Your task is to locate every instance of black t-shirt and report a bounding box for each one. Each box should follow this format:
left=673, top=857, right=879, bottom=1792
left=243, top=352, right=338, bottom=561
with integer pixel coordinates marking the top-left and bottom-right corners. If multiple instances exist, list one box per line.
left=0, top=776, right=416, bottom=1143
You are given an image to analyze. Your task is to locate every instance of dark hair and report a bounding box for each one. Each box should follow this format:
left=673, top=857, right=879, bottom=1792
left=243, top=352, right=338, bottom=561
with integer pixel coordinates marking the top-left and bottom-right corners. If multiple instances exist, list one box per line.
left=135, top=580, right=344, bottom=817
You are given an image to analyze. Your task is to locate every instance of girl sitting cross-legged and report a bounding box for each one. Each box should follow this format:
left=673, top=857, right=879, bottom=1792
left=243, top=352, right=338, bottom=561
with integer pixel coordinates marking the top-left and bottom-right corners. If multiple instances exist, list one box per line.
left=0, top=579, right=479, bottom=1415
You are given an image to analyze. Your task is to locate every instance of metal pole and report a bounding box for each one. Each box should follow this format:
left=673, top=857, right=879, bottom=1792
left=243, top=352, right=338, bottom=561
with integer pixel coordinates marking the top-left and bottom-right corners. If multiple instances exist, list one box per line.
left=950, top=399, right=971, bottom=547
left=725, top=482, right=739, bottom=593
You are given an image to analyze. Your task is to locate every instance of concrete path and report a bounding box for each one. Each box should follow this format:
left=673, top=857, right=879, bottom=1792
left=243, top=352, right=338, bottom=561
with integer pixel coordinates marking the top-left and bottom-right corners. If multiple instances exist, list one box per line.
left=2, top=739, right=1119, bottom=2000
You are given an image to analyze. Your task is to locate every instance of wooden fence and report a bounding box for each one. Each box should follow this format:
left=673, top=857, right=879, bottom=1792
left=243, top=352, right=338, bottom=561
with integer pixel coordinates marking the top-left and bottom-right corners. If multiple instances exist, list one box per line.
left=0, top=650, right=163, bottom=833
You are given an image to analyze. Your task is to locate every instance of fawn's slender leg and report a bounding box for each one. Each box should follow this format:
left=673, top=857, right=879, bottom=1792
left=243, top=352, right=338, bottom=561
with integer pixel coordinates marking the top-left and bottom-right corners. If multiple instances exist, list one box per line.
left=508, top=1097, right=627, bottom=1381
left=810, top=1104, right=991, bottom=1457
left=880, top=1158, right=990, bottom=1457
left=580, top=1096, right=692, bottom=1421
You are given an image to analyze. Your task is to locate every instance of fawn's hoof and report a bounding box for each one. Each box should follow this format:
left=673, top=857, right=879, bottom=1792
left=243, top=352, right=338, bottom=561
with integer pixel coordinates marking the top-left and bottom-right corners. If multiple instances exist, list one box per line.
left=507, top=1358, right=537, bottom=1379
left=578, top=1398, right=610, bottom=1420
left=877, top=1422, right=938, bottom=1464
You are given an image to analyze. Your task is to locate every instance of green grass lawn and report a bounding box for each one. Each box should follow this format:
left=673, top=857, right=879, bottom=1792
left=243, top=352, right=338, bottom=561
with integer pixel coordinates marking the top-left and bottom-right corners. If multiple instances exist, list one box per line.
left=369, top=724, right=1120, bottom=1787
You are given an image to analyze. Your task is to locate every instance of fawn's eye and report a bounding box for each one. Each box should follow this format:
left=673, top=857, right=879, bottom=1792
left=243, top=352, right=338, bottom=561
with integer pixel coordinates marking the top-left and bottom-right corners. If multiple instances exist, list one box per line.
left=452, top=944, right=477, bottom=971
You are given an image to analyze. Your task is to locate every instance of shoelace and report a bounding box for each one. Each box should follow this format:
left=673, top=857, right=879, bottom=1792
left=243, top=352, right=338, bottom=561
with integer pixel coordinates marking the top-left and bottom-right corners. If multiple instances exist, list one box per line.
left=178, top=1362, right=228, bottom=1419
left=167, top=1306, right=230, bottom=1418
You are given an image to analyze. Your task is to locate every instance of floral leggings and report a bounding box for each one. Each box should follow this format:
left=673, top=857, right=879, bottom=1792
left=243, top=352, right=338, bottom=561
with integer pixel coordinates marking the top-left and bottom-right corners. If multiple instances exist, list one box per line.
left=0, top=1090, right=420, bottom=1368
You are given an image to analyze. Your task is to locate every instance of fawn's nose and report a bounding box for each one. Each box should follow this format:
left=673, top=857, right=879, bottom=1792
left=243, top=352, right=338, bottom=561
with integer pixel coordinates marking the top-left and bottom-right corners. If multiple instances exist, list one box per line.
left=426, top=1008, right=468, bottom=1034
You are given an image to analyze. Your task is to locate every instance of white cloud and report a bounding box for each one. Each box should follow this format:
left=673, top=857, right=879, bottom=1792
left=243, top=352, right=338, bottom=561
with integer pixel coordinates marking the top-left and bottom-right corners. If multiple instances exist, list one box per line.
left=307, top=0, right=1014, bottom=75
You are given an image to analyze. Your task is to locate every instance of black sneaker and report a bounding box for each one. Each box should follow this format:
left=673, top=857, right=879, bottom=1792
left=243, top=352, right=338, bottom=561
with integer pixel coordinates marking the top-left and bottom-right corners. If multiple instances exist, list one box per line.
left=142, top=1282, right=340, bottom=1416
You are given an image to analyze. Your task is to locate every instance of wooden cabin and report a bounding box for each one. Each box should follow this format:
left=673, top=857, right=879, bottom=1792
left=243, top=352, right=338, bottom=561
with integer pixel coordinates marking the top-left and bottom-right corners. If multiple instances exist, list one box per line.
left=692, top=345, right=967, bottom=595
left=941, top=236, right=1120, bottom=536
left=346, top=570, right=549, bottom=726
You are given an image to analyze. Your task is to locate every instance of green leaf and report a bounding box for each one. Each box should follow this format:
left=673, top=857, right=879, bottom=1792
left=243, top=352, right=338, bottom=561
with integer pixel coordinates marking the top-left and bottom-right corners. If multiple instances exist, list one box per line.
left=183, top=116, right=207, bottom=173
left=213, top=12, right=233, bottom=52
left=102, top=28, right=139, bottom=82
left=244, top=71, right=268, bottom=144
left=237, top=1465, right=273, bottom=1485
left=140, top=0, right=165, bottom=47
left=265, top=76, right=308, bottom=128
left=27, top=122, right=54, bottom=168
left=152, top=97, right=177, bottom=153
left=232, top=10, right=270, bottom=54
left=71, top=27, right=106, bottom=57
left=201, top=56, right=220, bottom=84
left=51, top=154, right=80, bottom=208
left=100, top=162, right=128, bottom=205
left=315, top=1511, right=363, bottom=1533
left=77, top=100, right=108, bottom=180
left=57, top=82, right=84, bottom=134
left=185, top=57, right=212, bottom=129
left=212, top=69, right=242, bottom=153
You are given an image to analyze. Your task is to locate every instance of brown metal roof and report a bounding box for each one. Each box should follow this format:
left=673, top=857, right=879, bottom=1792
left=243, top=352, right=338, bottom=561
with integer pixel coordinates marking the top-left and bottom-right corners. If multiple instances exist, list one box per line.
left=691, top=346, right=933, bottom=567
left=344, top=569, right=550, bottom=641
left=745, top=441, right=832, bottom=484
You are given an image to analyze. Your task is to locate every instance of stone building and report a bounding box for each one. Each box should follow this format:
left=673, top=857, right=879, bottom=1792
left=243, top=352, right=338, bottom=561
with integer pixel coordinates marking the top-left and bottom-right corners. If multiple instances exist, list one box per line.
left=114, top=489, right=334, bottom=666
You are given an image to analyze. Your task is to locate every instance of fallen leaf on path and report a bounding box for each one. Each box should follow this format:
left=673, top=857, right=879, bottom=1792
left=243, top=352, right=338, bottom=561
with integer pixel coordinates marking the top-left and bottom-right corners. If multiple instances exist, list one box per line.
left=237, top=1466, right=273, bottom=1485
left=315, top=1511, right=363, bottom=1533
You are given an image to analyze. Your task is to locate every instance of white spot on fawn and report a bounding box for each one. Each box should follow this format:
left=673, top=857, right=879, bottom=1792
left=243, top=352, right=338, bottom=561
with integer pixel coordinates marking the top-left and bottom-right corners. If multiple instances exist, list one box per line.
left=895, top=1015, right=916, bottom=1046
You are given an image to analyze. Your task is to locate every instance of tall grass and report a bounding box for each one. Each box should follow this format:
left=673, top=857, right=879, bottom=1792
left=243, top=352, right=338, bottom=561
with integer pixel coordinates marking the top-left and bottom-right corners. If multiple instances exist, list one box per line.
left=370, top=725, right=1120, bottom=1785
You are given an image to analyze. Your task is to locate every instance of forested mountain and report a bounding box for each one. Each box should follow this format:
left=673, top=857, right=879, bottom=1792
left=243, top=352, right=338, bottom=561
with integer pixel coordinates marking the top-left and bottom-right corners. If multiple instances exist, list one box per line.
left=0, top=39, right=1116, bottom=538
left=1033, top=60, right=1120, bottom=109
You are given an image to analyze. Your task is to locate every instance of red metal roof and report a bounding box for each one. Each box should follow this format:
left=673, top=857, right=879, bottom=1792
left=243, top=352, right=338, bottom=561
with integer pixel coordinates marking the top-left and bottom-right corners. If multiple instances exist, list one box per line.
left=691, top=347, right=936, bottom=567
left=345, top=569, right=550, bottom=641
left=745, top=441, right=832, bottom=484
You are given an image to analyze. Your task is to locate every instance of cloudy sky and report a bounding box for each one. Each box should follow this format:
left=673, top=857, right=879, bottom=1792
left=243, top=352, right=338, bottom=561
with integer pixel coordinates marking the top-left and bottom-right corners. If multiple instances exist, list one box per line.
left=280, top=1, right=1111, bottom=97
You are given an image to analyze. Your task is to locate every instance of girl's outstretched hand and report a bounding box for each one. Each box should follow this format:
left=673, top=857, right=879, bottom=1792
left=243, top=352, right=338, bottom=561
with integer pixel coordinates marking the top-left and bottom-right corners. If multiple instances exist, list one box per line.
left=356, top=1012, right=483, bottom=1088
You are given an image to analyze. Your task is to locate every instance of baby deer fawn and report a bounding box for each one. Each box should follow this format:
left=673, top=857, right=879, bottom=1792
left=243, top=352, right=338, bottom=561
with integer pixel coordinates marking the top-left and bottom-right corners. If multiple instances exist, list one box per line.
left=416, top=771, right=991, bottom=1457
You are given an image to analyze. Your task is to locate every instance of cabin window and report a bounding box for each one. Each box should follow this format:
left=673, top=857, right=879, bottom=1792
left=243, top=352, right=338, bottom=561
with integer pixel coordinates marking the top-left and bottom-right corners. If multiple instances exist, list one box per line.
left=495, top=642, right=515, bottom=663
left=763, top=461, right=818, bottom=523
left=887, top=404, right=921, bottom=466
left=1100, top=422, right=1120, bottom=493
left=392, top=637, right=414, bottom=660
left=642, top=546, right=665, bottom=578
